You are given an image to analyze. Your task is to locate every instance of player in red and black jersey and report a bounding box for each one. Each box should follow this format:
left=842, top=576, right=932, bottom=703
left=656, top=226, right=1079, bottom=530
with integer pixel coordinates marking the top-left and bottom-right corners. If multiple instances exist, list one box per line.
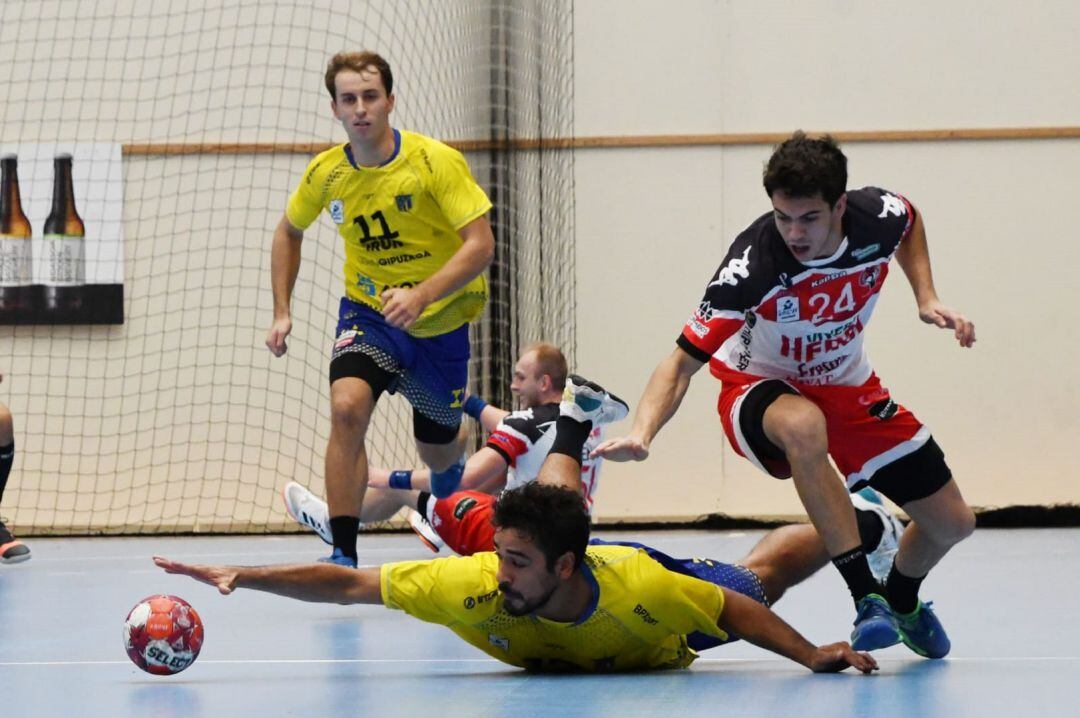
left=595, top=132, right=976, bottom=660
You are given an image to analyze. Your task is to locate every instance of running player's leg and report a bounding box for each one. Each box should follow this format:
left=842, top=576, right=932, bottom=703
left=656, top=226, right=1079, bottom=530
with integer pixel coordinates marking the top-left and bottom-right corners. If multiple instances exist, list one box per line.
left=725, top=381, right=882, bottom=607
left=739, top=491, right=898, bottom=604
left=324, top=369, right=385, bottom=567
left=401, top=323, right=471, bottom=498
left=322, top=300, right=400, bottom=567
left=864, top=438, right=973, bottom=659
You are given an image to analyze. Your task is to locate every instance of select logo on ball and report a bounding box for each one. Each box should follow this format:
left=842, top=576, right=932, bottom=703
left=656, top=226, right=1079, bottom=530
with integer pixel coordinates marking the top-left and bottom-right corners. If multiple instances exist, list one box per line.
left=123, top=594, right=204, bottom=675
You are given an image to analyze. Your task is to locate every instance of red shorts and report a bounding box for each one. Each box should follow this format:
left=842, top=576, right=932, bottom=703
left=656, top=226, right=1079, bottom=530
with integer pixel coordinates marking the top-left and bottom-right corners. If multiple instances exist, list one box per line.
left=719, top=374, right=932, bottom=490
left=429, top=491, right=496, bottom=556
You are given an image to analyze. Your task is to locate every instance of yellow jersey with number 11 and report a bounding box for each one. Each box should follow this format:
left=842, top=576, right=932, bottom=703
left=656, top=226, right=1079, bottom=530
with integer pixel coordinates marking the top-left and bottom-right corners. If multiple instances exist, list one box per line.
left=286, top=129, right=492, bottom=337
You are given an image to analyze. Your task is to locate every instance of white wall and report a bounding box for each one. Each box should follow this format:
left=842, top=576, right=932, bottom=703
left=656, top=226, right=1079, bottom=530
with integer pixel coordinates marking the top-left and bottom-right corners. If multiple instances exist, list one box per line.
left=574, top=0, right=1080, bottom=521
left=0, top=0, right=1076, bottom=530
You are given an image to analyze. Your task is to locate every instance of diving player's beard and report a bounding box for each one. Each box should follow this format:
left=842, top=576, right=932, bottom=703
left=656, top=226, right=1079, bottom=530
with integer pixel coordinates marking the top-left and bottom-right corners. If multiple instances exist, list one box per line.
left=499, top=581, right=559, bottom=617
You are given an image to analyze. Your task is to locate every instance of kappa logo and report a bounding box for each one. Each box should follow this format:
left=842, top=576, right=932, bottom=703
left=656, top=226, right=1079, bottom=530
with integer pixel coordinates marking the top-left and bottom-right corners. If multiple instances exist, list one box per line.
left=329, top=199, right=345, bottom=224
left=450, top=388, right=464, bottom=408
left=709, top=246, right=752, bottom=287
left=395, top=194, right=413, bottom=212
left=878, top=193, right=907, bottom=218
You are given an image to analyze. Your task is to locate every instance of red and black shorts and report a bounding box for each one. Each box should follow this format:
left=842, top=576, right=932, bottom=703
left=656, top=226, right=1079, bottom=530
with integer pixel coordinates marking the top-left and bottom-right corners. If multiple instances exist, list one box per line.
left=718, top=374, right=952, bottom=505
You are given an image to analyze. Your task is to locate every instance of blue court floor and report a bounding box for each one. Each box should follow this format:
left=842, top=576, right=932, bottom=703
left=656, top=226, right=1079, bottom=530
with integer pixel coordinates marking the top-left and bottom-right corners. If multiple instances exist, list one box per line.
left=1, top=527, right=1077, bottom=718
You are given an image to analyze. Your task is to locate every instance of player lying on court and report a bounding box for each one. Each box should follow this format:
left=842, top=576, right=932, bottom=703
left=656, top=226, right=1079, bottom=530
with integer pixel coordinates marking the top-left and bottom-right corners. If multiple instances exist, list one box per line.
left=282, top=343, right=611, bottom=553
left=285, top=350, right=904, bottom=597
left=156, top=376, right=877, bottom=674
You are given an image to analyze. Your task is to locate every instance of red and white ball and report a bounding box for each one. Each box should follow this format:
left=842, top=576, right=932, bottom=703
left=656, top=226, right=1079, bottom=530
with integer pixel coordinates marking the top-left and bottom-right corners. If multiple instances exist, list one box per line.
left=123, top=594, right=204, bottom=675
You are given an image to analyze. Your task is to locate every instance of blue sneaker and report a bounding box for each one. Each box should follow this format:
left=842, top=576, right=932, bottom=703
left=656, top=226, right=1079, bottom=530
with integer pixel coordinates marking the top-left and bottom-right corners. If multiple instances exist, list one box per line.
left=430, top=455, right=465, bottom=499
left=896, top=601, right=951, bottom=658
left=850, top=593, right=902, bottom=651
left=318, top=548, right=357, bottom=569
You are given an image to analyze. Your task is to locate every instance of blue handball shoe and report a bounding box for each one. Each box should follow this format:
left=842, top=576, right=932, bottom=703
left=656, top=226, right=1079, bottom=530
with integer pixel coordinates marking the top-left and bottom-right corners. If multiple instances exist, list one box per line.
left=318, top=548, right=358, bottom=569
left=897, top=601, right=951, bottom=658
left=850, top=593, right=902, bottom=651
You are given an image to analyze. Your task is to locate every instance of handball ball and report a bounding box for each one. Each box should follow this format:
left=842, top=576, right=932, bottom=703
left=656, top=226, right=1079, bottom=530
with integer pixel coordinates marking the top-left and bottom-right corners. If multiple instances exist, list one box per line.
left=123, top=594, right=204, bottom=675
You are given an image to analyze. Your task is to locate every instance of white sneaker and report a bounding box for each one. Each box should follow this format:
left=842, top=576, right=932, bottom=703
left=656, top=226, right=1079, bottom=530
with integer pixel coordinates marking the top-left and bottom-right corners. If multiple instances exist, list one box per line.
left=407, top=509, right=444, bottom=553
left=282, top=481, right=333, bottom=546
left=560, top=374, right=629, bottom=425
left=851, top=487, right=905, bottom=582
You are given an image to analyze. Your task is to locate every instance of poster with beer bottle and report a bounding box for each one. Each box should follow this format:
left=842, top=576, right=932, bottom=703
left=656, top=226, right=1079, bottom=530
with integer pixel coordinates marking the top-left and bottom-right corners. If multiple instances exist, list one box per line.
left=0, top=155, right=35, bottom=322
left=0, top=144, right=123, bottom=324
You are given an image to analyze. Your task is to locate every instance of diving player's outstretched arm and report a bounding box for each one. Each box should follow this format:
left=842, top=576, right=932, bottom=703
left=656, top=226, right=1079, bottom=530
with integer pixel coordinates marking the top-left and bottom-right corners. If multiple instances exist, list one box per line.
left=718, top=587, right=878, bottom=674
left=153, top=556, right=383, bottom=605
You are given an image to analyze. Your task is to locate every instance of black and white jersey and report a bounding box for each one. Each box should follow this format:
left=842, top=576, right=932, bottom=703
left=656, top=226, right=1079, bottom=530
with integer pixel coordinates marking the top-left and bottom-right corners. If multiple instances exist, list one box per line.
left=485, top=403, right=604, bottom=511
left=678, top=187, right=915, bottom=386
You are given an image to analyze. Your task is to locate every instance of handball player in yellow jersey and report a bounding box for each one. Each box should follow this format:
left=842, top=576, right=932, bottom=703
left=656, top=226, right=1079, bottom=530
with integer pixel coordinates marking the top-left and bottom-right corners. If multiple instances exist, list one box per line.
left=156, top=375, right=876, bottom=674
left=265, top=52, right=495, bottom=568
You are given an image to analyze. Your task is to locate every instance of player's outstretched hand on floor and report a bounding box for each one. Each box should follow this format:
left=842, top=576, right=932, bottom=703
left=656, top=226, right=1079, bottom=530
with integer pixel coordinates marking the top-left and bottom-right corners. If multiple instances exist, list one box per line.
left=809, top=642, right=879, bottom=674
left=154, top=556, right=238, bottom=595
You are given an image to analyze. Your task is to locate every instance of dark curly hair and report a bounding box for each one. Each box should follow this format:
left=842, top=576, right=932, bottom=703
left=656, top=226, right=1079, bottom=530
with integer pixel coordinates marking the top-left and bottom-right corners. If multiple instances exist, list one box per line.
left=492, top=483, right=589, bottom=571
left=763, top=131, right=848, bottom=206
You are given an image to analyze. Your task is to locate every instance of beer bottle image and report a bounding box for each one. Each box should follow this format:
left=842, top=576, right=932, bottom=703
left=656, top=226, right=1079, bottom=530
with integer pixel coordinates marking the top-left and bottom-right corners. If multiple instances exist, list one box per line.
left=42, top=153, right=86, bottom=317
left=0, top=154, right=34, bottom=321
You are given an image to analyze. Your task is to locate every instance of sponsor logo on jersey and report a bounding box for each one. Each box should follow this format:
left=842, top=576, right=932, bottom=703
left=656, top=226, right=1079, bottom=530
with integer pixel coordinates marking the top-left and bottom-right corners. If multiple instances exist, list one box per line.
left=694, top=300, right=719, bottom=323
left=329, top=199, right=345, bottom=224
left=859, top=265, right=882, bottom=290
left=810, top=272, right=846, bottom=289
left=688, top=318, right=709, bottom=338
left=395, top=194, right=413, bottom=212
left=453, top=497, right=479, bottom=520
left=377, top=250, right=431, bottom=266
left=709, top=246, right=752, bottom=288
left=777, top=296, right=800, bottom=323
left=878, top=193, right=907, bottom=218
left=851, top=243, right=880, bottom=260
left=796, top=353, right=849, bottom=380
left=356, top=274, right=377, bottom=297
left=488, top=634, right=510, bottom=651
left=736, top=322, right=753, bottom=371
left=633, top=604, right=659, bottom=625
left=780, top=317, right=864, bottom=362
left=868, top=398, right=898, bottom=420
left=464, top=590, right=498, bottom=610
left=334, top=327, right=363, bottom=349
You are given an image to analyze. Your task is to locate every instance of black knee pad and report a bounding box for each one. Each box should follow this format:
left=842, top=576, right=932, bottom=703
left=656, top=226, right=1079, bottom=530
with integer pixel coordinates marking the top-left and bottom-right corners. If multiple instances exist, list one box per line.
left=865, top=436, right=953, bottom=505
left=329, top=351, right=396, bottom=398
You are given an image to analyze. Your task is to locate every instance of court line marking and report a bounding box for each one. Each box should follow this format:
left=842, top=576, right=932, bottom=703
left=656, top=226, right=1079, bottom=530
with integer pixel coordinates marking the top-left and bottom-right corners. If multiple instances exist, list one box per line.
left=3, top=656, right=1079, bottom=667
